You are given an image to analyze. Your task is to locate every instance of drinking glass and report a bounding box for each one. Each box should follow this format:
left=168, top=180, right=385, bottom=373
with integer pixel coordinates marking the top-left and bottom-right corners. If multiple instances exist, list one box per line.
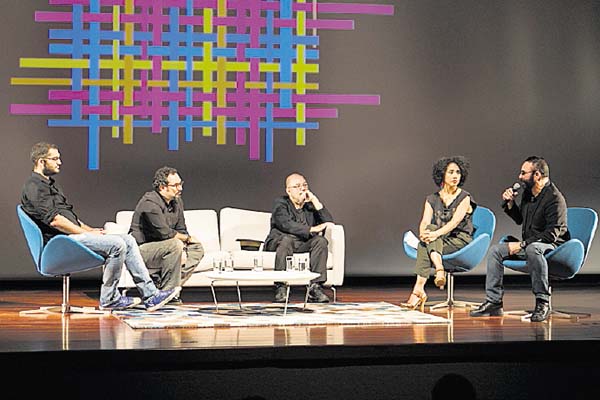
left=212, top=255, right=223, bottom=272
left=225, top=252, right=234, bottom=272
left=298, top=254, right=309, bottom=272
left=285, top=256, right=294, bottom=271
left=253, top=253, right=263, bottom=272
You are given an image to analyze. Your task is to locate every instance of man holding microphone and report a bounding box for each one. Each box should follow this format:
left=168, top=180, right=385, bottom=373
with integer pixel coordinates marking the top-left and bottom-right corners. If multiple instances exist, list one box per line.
left=470, top=156, right=570, bottom=322
left=265, top=172, right=335, bottom=303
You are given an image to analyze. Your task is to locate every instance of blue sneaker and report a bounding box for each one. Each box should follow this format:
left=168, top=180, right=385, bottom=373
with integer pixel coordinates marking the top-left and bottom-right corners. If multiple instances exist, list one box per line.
left=100, top=296, right=142, bottom=311
left=144, top=287, right=181, bottom=312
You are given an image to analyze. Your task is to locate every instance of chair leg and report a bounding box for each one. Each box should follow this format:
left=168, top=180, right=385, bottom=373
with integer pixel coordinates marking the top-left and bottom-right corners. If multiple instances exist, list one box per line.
left=20, top=275, right=107, bottom=316
left=504, top=287, right=591, bottom=321
left=428, top=274, right=481, bottom=310
left=330, top=285, right=336, bottom=303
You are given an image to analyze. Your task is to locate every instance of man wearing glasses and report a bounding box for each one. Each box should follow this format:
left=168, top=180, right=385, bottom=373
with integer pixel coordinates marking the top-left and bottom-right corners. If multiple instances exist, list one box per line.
left=20, top=142, right=180, bottom=311
left=129, top=166, right=204, bottom=303
left=470, top=156, right=570, bottom=322
left=265, top=172, right=335, bottom=303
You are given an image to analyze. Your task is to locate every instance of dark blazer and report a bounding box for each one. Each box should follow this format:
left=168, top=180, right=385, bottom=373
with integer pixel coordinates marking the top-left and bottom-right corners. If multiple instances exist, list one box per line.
left=264, top=196, right=333, bottom=247
left=503, top=181, right=570, bottom=247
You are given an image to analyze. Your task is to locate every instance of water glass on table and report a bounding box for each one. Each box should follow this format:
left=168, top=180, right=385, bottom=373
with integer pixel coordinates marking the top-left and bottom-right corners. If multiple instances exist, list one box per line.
left=285, top=256, right=294, bottom=271
left=297, top=254, right=309, bottom=272
left=212, top=255, right=223, bottom=272
left=253, top=253, right=263, bottom=272
left=225, top=253, right=234, bottom=272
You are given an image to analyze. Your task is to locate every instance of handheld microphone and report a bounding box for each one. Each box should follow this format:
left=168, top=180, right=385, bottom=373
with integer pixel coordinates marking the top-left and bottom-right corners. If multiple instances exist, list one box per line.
left=502, top=182, right=521, bottom=207
left=511, top=182, right=521, bottom=195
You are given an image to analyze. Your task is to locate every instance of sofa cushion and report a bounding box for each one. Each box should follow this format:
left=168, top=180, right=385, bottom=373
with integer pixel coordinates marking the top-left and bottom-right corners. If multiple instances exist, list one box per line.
left=219, top=207, right=271, bottom=252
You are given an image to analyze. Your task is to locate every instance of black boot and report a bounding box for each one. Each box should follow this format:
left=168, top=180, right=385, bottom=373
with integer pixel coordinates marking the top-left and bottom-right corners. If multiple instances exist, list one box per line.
left=308, top=283, right=330, bottom=303
left=274, top=283, right=288, bottom=303
left=530, top=298, right=550, bottom=322
left=469, top=300, right=504, bottom=317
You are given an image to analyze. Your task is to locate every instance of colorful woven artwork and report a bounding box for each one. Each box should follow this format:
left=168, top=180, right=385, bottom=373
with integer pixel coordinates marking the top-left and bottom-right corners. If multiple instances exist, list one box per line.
left=114, top=302, right=450, bottom=329
left=11, top=1, right=394, bottom=169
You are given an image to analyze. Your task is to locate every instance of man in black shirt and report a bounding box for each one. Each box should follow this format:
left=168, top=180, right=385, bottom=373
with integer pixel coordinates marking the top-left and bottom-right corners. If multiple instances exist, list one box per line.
left=20, top=142, right=179, bottom=311
left=130, top=166, right=204, bottom=301
left=470, top=156, right=570, bottom=322
left=265, top=173, right=335, bottom=303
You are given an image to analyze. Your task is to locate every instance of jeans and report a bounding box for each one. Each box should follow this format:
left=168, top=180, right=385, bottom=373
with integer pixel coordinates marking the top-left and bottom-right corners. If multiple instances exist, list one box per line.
left=70, top=232, right=158, bottom=306
left=485, top=241, right=556, bottom=304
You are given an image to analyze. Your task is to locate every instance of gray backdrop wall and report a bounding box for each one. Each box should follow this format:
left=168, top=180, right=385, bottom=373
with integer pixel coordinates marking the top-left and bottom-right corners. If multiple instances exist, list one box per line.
left=2, top=0, right=600, bottom=280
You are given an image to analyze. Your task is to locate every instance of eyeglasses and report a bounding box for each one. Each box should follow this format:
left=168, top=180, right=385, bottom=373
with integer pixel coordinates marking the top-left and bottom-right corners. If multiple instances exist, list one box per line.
left=167, top=181, right=184, bottom=188
left=43, top=157, right=61, bottom=162
left=287, top=183, right=308, bottom=190
left=519, top=170, right=536, bottom=176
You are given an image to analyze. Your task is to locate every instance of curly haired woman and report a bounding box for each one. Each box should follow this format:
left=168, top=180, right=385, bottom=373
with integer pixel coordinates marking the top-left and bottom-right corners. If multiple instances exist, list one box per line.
left=401, top=156, right=477, bottom=311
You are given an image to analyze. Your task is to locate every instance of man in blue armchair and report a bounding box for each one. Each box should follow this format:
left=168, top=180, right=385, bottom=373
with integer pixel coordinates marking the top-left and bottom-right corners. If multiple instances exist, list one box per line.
left=470, top=156, right=570, bottom=322
left=20, top=142, right=179, bottom=311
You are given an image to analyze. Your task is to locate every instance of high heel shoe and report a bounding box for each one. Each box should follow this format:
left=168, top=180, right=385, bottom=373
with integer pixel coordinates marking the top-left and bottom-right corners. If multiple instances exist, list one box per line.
left=401, top=292, right=428, bottom=313
left=434, top=269, right=446, bottom=290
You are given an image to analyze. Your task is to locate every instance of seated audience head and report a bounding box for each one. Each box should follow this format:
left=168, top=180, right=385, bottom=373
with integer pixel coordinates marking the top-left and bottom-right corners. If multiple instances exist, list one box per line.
left=431, top=373, right=476, bottom=400
left=432, top=156, right=470, bottom=188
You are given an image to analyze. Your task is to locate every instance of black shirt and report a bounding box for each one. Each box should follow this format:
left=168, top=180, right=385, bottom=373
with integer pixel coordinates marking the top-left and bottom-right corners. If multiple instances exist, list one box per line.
left=426, top=189, right=476, bottom=237
left=129, top=191, right=189, bottom=245
left=264, top=195, right=334, bottom=247
left=21, top=172, right=81, bottom=243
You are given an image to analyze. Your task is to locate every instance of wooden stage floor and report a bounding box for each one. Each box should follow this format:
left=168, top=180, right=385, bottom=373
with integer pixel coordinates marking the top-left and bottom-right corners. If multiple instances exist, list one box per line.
left=1, top=278, right=600, bottom=399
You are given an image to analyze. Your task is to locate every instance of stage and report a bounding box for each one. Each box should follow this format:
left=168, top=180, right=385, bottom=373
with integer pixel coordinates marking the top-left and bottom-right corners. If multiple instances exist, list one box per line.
left=1, top=277, right=600, bottom=399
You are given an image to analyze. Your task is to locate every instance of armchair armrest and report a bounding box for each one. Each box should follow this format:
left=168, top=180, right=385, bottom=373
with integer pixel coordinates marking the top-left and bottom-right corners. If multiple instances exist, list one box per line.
left=443, top=233, right=491, bottom=272
left=545, top=239, right=585, bottom=279
left=41, top=235, right=105, bottom=276
left=324, top=224, right=345, bottom=286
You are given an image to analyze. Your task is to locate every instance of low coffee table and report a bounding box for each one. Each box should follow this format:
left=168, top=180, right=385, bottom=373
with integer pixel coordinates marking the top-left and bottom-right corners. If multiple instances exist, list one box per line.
left=200, top=270, right=319, bottom=316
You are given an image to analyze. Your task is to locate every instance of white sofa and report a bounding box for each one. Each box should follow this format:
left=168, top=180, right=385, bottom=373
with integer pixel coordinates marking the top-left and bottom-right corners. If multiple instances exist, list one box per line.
left=115, top=207, right=345, bottom=288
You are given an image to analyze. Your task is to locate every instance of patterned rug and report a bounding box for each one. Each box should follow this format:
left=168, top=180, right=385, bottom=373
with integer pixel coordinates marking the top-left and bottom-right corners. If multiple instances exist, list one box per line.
left=114, top=302, right=450, bottom=329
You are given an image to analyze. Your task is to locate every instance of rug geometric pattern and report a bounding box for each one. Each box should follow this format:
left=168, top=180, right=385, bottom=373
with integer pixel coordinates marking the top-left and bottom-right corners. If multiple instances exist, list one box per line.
left=114, top=302, right=450, bottom=329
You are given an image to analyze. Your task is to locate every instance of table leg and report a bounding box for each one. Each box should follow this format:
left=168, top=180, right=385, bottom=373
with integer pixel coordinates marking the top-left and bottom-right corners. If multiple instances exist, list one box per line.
left=303, top=283, right=311, bottom=309
left=209, top=281, right=219, bottom=312
left=236, top=281, right=242, bottom=310
left=283, top=285, right=291, bottom=316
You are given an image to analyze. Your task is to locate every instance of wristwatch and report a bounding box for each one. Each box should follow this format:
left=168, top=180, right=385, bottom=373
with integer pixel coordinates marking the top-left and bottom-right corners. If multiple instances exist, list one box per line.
left=520, top=241, right=527, bottom=249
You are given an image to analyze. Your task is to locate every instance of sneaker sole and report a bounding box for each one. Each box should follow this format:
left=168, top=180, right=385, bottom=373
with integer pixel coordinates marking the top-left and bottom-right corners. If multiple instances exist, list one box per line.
left=100, top=298, right=142, bottom=311
left=308, top=297, right=330, bottom=303
left=146, top=287, right=181, bottom=312
left=470, top=311, right=504, bottom=317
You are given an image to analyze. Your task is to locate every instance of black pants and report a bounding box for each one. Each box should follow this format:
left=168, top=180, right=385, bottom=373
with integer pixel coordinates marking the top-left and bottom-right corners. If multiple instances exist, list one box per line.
left=266, top=234, right=328, bottom=283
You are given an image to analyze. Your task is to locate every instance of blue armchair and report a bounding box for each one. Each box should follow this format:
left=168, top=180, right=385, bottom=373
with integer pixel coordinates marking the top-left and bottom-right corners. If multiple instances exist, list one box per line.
left=502, top=207, right=598, bottom=320
left=403, top=206, right=496, bottom=309
left=17, top=205, right=107, bottom=314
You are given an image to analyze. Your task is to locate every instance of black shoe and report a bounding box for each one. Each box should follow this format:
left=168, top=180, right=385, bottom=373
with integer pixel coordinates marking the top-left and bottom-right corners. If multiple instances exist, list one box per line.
left=530, top=299, right=550, bottom=322
left=274, top=284, right=288, bottom=303
left=308, top=283, right=330, bottom=303
left=469, top=300, right=504, bottom=317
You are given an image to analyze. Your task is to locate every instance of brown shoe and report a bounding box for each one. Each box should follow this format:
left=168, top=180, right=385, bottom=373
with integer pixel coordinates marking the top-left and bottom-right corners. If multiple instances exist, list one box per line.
left=401, top=292, right=428, bottom=313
